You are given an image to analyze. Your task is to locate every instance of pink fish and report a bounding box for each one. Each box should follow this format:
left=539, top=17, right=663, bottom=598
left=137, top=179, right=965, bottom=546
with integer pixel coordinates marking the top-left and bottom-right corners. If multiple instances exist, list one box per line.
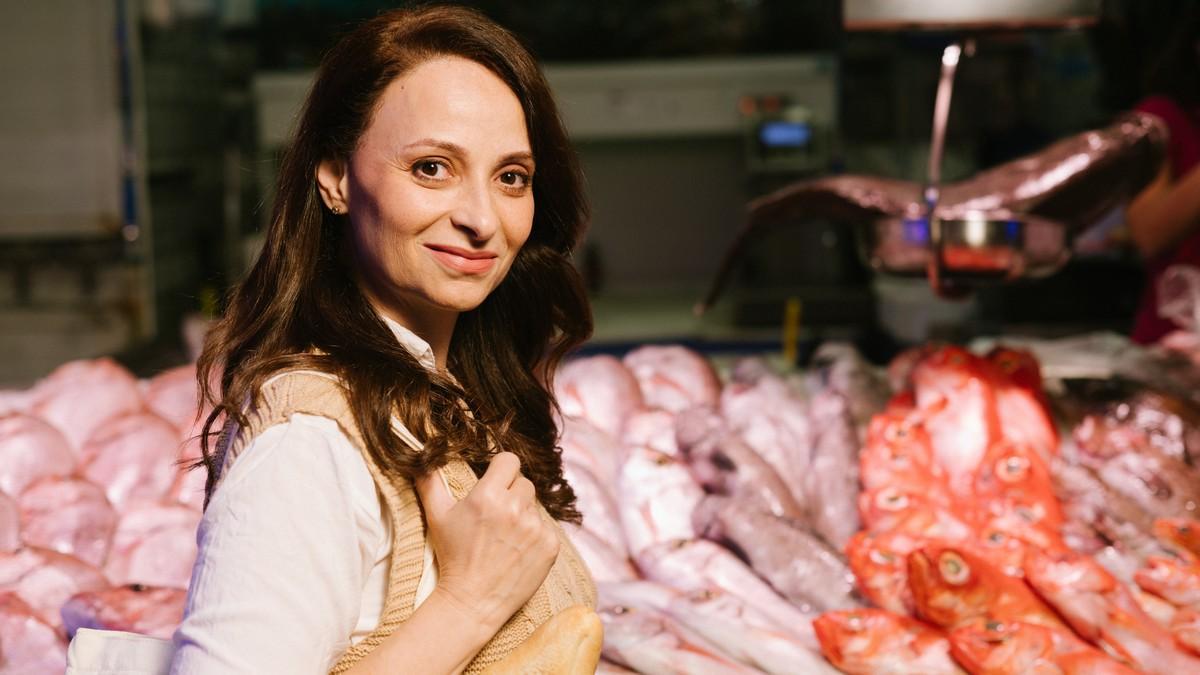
left=61, top=584, right=186, bottom=639
left=28, top=358, right=143, bottom=453
left=666, top=586, right=839, bottom=674
left=622, top=345, right=721, bottom=414
left=143, top=363, right=203, bottom=436
left=105, top=503, right=199, bottom=588
left=1025, top=550, right=1200, bottom=674
left=596, top=660, right=638, bottom=674
left=805, top=390, right=863, bottom=550
left=813, top=609, right=963, bottom=675
left=168, top=453, right=207, bottom=511
left=0, top=388, right=31, bottom=416
left=636, top=539, right=819, bottom=649
left=558, top=415, right=626, bottom=489
left=675, top=407, right=805, bottom=522
left=0, top=592, right=66, bottom=673
left=18, top=477, right=117, bottom=568
left=79, top=411, right=181, bottom=511
left=554, top=355, right=645, bottom=438
left=617, top=448, right=703, bottom=556
left=563, top=458, right=626, bottom=554
left=0, top=492, right=17, bottom=554
left=563, top=524, right=637, bottom=584
left=717, top=374, right=812, bottom=504
left=622, top=410, right=679, bottom=457
left=0, top=413, right=76, bottom=497
left=693, top=495, right=857, bottom=613
left=598, top=601, right=757, bottom=674
left=0, top=547, right=108, bottom=632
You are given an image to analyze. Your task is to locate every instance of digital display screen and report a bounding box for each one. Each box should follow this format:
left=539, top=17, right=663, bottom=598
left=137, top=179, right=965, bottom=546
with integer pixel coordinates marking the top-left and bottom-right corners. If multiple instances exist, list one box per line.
left=758, top=121, right=812, bottom=148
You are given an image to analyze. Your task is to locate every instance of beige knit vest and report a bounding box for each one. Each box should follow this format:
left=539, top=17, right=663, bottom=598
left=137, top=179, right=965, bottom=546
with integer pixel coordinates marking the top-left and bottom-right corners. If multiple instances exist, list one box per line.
left=206, top=371, right=597, bottom=674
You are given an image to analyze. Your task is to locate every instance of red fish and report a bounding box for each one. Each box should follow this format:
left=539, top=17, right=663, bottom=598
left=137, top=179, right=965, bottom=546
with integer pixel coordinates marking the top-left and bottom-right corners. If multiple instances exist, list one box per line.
left=1153, top=518, right=1200, bottom=563
left=1170, top=608, right=1200, bottom=655
left=1025, top=550, right=1200, bottom=674
left=845, top=530, right=924, bottom=615
left=950, top=620, right=1137, bottom=675
left=986, top=347, right=1059, bottom=457
left=861, top=410, right=947, bottom=493
left=1135, top=556, right=1200, bottom=610
left=814, top=608, right=964, bottom=675
left=970, top=442, right=1060, bottom=524
left=910, top=347, right=1003, bottom=493
left=908, top=543, right=1066, bottom=631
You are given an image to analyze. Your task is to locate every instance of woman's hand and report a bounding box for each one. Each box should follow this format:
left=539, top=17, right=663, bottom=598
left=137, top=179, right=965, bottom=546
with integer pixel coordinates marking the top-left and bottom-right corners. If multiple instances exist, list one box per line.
left=416, top=452, right=560, bottom=634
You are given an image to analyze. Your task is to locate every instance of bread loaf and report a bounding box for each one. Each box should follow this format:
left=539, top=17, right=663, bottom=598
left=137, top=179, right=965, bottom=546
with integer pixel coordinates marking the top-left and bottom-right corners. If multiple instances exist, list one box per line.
left=481, top=606, right=603, bottom=675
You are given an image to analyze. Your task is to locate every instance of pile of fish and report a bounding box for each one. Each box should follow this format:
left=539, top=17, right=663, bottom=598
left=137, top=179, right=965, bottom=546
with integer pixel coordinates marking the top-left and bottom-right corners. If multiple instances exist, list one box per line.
left=555, top=343, right=889, bottom=673
left=818, top=344, right=1200, bottom=674
left=7, top=335, right=1200, bottom=674
left=0, top=359, right=202, bottom=671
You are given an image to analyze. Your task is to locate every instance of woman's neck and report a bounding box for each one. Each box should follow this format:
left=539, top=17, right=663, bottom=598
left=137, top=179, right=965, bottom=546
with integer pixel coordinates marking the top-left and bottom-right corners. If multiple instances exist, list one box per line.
left=369, top=297, right=457, bottom=369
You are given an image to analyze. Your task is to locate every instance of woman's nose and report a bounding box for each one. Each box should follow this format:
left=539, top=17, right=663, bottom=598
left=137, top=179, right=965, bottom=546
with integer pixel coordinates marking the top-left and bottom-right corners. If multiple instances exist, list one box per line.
left=450, top=179, right=499, bottom=242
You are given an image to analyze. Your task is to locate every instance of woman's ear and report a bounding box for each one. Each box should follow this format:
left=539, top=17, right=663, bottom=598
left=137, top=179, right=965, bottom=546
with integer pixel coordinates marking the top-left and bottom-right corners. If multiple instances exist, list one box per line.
left=316, top=158, right=350, bottom=214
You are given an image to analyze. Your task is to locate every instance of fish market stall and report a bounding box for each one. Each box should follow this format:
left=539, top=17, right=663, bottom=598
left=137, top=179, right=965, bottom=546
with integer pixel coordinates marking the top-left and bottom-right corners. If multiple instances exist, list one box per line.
left=8, top=2, right=1200, bottom=674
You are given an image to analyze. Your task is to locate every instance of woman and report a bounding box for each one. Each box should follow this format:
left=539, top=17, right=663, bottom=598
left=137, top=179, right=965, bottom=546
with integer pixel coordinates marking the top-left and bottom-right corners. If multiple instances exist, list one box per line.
left=174, top=6, right=596, bottom=673
left=1124, top=4, right=1200, bottom=343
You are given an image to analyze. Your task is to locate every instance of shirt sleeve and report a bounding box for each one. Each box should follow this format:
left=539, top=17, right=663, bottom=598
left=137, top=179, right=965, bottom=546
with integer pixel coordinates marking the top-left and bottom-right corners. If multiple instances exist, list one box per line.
left=169, top=414, right=385, bottom=674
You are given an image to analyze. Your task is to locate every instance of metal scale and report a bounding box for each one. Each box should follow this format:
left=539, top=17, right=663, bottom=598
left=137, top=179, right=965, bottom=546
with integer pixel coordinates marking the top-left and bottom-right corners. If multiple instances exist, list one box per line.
left=699, top=0, right=1166, bottom=311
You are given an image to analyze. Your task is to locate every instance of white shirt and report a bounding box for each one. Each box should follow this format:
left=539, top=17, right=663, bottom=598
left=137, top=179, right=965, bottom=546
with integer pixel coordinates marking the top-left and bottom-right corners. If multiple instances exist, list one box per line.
left=166, top=317, right=441, bottom=673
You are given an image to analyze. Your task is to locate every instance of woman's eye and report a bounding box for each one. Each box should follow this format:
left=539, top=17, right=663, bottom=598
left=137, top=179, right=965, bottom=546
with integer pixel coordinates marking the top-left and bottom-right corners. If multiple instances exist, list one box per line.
left=499, top=170, right=531, bottom=189
left=413, top=160, right=447, bottom=180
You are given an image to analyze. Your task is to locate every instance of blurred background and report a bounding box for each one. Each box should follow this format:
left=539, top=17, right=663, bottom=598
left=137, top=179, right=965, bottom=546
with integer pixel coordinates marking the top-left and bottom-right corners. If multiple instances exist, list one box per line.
left=0, top=0, right=1184, bottom=385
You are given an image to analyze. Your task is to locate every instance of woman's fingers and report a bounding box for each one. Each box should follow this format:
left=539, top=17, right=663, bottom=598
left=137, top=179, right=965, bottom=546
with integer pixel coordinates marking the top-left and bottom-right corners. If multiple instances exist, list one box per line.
left=477, top=451, right=522, bottom=492
left=415, top=469, right=456, bottom=521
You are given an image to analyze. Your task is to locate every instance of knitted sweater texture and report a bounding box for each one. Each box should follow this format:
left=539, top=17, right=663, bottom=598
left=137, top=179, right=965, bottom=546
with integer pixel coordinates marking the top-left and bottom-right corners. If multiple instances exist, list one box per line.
left=206, top=371, right=597, bottom=673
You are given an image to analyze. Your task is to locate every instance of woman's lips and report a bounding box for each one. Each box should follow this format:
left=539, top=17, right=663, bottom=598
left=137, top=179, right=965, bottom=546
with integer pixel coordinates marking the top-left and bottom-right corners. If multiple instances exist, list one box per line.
left=425, top=244, right=497, bottom=275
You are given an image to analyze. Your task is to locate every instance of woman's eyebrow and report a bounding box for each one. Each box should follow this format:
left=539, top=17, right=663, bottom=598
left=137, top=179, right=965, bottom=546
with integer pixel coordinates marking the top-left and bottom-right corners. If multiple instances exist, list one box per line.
left=499, top=152, right=535, bottom=168
left=403, top=138, right=465, bottom=155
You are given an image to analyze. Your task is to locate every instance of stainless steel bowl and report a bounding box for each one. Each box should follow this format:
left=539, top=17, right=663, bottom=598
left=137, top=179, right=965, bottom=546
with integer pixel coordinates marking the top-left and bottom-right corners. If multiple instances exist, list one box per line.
left=862, top=210, right=1070, bottom=283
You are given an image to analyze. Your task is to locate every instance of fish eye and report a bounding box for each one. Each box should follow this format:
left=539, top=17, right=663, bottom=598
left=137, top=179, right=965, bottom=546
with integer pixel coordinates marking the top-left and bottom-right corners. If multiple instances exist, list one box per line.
left=869, top=549, right=895, bottom=565
left=875, top=488, right=909, bottom=511
left=1015, top=504, right=1044, bottom=522
left=938, top=551, right=971, bottom=585
left=996, top=455, right=1030, bottom=483
left=885, top=424, right=909, bottom=442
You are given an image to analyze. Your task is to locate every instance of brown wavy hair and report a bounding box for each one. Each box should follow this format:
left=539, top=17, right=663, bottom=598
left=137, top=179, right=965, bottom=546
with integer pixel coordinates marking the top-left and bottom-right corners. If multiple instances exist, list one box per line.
left=196, top=5, right=590, bottom=522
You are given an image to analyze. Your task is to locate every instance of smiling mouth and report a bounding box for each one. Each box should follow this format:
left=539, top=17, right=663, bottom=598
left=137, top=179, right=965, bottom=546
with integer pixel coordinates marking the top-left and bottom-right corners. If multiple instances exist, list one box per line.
left=424, top=244, right=497, bottom=275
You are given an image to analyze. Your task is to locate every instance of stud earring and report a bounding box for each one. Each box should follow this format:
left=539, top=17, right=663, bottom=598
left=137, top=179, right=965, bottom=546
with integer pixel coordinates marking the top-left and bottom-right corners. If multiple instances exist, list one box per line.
left=330, top=205, right=342, bottom=215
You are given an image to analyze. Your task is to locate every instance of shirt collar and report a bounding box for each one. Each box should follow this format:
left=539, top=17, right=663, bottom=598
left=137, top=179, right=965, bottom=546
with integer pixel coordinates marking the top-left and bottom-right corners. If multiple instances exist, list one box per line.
left=380, top=314, right=437, bottom=371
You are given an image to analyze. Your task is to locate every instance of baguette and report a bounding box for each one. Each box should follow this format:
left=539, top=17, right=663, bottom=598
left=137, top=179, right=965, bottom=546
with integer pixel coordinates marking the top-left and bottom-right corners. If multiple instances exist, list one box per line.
left=481, top=606, right=603, bottom=675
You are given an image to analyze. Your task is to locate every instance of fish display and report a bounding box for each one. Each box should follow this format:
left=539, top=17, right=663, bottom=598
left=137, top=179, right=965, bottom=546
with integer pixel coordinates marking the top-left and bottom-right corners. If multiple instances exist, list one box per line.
left=9, top=333, right=1200, bottom=674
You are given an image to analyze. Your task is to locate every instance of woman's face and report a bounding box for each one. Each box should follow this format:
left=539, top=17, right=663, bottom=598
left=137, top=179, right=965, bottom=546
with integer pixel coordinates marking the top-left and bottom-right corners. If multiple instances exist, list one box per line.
left=321, top=56, right=535, bottom=329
